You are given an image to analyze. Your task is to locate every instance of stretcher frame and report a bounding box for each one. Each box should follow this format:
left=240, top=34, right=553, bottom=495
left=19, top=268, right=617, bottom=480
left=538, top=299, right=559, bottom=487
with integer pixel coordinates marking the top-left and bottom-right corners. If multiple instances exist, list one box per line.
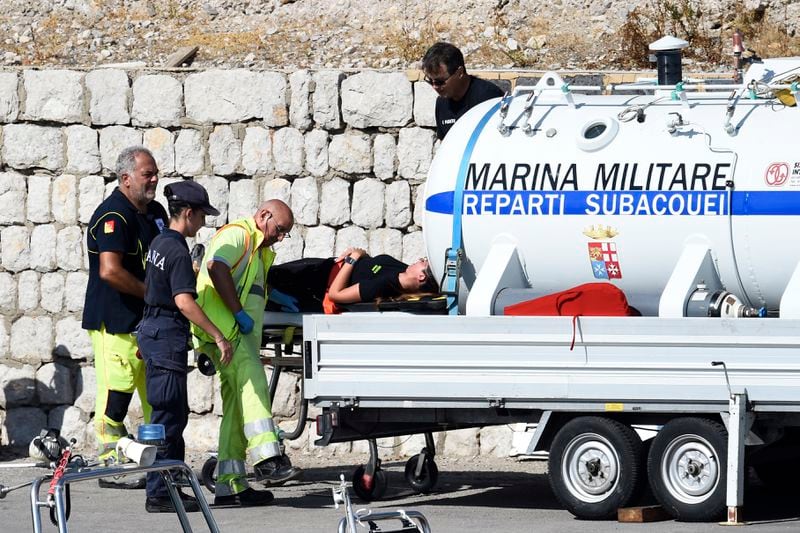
left=29, top=459, right=218, bottom=533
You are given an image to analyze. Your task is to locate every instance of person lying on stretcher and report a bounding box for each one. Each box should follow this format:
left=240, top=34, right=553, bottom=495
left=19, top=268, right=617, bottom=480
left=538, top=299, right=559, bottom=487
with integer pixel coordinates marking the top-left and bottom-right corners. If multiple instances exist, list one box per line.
left=267, top=248, right=440, bottom=313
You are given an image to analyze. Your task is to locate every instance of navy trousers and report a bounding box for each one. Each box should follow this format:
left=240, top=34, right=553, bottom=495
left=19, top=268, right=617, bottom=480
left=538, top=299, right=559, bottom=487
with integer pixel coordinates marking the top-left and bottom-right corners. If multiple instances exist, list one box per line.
left=137, top=311, right=190, bottom=499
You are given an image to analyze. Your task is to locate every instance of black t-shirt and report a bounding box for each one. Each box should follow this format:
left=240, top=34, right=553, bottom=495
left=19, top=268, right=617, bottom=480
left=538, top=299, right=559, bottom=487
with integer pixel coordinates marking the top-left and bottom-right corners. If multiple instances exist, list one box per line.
left=82, top=188, right=168, bottom=333
left=435, top=76, right=504, bottom=140
left=143, top=229, right=196, bottom=313
left=351, top=255, right=407, bottom=302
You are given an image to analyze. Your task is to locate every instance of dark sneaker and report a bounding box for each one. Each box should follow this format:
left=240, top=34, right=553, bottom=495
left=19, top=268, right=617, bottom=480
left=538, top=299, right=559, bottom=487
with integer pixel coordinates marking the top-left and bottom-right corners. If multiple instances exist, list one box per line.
left=145, top=492, right=201, bottom=513
left=253, top=455, right=303, bottom=486
left=98, top=474, right=146, bottom=490
left=213, top=487, right=274, bottom=507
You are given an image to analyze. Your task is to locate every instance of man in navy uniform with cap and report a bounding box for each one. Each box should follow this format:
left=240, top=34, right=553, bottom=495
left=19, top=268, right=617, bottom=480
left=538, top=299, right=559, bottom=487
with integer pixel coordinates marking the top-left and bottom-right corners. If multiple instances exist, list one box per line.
left=138, top=180, right=233, bottom=513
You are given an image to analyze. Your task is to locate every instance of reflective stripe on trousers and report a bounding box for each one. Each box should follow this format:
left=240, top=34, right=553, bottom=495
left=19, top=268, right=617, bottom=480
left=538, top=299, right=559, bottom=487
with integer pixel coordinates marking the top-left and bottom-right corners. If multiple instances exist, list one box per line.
left=243, top=417, right=281, bottom=462
left=243, top=417, right=275, bottom=438
left=215, top=459, right=249, bottom=497
left=248, top=441, right=281, bottom=464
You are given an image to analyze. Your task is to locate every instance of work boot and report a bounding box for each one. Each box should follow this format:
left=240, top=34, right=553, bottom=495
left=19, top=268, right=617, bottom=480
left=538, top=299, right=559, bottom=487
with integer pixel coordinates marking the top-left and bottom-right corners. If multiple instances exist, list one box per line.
left=253, top=454, right=303, bottom=486
left=97, top=473, right=146, bottom=489
left=213, top=487, right=274, bottom=507
left=145, top=492, right=201, bottom=513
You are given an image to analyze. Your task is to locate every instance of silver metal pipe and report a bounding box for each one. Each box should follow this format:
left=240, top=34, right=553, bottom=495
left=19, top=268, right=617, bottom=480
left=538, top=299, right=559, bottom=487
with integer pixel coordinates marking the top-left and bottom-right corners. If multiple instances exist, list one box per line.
left=29, top=477, right=45, bottom=533
left=609, top=82, right=796, bottom=92
left=515, top=85, right=602, bottom=95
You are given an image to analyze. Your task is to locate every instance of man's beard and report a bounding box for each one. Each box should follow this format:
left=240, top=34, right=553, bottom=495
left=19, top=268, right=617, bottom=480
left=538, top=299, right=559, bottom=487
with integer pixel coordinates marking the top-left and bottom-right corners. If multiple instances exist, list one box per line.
left=137, top=187, right=156, bottom=204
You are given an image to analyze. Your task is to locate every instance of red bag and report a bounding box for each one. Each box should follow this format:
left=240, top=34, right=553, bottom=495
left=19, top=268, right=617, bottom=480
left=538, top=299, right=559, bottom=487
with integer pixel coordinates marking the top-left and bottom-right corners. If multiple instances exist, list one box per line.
left=504, top=282, right=634, bottom=317
left=504, top=283, right=635, bottom=351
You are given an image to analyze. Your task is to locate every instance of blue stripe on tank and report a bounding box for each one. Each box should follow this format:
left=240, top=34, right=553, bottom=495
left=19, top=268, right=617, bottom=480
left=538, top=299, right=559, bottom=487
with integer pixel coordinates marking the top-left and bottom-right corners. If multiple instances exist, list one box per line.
left=425, top=190, right=800, bottom=216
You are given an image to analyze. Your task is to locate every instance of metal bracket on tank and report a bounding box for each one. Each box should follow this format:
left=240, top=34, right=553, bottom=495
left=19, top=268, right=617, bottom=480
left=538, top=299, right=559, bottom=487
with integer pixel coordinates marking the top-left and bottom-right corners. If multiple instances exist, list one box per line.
left=465, top=239, right=527, bottom=317
left=658, top=242, right=723, bottom=317
left=496, top=92, right=512, bottom=136
left=521, top=91, right=538, bottom=135
left=670, top=81, right=690, bottom=108
left=561, top=83, right=576, bottom=108
left=779, top=258, right=800, bottom=318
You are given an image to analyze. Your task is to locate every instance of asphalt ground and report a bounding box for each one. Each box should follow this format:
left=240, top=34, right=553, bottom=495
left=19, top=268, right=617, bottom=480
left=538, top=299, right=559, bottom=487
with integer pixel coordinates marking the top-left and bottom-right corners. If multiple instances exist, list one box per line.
left=1, top=454, right=799, bottom=533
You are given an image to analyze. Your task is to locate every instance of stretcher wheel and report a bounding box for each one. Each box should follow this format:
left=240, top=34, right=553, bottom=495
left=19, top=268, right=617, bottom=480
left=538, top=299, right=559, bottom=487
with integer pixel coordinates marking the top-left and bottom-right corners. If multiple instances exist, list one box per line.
left=404, top=454, right=439, bottom=494
left=647, top=417, right=727, bottom=522
left=201, top=456, right=217, bottom=493
left=351, top=465, right=388, bottom=501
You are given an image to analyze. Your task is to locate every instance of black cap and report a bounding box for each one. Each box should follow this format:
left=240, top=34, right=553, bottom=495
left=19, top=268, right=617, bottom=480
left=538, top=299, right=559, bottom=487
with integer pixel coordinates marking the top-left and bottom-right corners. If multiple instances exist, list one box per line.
left=164, top=181, right=220, bottom=216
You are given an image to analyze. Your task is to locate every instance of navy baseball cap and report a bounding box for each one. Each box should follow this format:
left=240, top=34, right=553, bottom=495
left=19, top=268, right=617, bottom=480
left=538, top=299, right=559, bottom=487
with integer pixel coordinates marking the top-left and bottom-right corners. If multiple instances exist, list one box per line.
left=164, top=181, right=220, bottom=216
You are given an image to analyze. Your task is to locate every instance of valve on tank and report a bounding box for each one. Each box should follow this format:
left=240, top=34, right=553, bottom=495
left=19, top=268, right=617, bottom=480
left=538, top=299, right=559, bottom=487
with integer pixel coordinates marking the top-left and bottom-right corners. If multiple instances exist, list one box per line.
left=666, top=112, right=685, bottom=134
left=686, top=284, right=766, bottom=318
left=497, top=92, right=512, bottom=136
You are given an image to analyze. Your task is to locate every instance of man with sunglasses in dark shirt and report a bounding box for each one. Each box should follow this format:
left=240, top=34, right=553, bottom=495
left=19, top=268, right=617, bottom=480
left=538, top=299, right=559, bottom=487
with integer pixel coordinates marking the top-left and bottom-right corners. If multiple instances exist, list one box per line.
left=422, top=41, right=504, bottom=140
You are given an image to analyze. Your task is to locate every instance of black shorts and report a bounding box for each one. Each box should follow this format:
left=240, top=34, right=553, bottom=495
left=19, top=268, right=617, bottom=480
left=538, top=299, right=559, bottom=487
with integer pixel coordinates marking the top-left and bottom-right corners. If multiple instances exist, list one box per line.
left=267, top=257, right=336, bottom=313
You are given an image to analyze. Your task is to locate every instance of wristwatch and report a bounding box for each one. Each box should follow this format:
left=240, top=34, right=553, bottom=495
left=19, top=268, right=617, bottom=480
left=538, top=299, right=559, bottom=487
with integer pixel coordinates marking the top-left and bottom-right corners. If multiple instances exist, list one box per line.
left=344, top=255, right=357, bottom=266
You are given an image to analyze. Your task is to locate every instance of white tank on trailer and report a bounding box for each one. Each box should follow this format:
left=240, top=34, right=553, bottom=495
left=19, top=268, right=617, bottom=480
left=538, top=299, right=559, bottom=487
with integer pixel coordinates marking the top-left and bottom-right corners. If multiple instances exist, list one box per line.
left=423, top=51, right=800, bottom=317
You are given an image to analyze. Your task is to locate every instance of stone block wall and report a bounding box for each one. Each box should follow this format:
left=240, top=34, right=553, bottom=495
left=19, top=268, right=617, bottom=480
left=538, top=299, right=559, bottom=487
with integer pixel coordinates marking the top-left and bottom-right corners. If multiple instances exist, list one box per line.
left=0, top=66, right=517, bottom=460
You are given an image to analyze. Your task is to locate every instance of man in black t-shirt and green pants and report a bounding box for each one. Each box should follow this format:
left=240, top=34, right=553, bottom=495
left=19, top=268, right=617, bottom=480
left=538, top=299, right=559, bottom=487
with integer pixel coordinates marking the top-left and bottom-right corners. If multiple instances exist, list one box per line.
left=422, top=42, right=504, bottom=140
left=82, top=146, right=167, bottom=488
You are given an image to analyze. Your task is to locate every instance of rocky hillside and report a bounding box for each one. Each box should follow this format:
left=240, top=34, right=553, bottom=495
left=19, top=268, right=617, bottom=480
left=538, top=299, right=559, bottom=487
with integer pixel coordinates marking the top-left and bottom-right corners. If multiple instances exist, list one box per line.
left=0, top=0, right=798, bottom=70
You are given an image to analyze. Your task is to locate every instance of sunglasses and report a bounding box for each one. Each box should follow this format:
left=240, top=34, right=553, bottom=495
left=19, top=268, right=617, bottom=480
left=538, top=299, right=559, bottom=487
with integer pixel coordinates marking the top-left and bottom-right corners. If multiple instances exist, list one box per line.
left=265, top=212, right=291, bottom=238
left=424, top=66, right=462, bottom=88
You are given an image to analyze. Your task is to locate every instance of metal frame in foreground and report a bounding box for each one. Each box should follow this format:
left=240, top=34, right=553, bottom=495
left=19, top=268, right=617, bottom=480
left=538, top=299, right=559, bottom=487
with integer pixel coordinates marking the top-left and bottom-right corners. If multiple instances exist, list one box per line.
left=29, top=459, right=219, bottom=533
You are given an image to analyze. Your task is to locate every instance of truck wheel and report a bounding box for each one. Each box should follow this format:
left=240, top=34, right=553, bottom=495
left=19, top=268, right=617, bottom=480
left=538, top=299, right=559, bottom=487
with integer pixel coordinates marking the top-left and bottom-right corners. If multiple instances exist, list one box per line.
left=352, top=465, right=388, bottom=501
left=647, top=417, right=727, bottom=522
left=404, top=454, right=439, bottom=494
left=201, top=456, right=217, bottom=493
left=548, top=417, right=644, bottom=520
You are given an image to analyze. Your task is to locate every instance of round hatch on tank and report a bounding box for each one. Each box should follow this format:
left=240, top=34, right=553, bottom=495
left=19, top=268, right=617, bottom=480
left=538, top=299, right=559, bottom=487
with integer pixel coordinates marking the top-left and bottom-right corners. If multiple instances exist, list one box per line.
left=577, top=116, right=619, bottom=152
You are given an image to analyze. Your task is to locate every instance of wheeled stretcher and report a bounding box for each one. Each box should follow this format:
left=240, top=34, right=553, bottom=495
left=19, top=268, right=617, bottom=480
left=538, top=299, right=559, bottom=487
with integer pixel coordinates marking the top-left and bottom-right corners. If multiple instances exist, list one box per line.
left=199, top=298, right=447, bottom=496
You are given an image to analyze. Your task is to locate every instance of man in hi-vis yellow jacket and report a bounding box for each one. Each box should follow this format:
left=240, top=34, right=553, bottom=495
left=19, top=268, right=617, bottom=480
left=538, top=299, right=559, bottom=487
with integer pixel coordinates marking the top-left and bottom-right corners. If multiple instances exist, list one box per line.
left=193, top=199, right=301, bottom=507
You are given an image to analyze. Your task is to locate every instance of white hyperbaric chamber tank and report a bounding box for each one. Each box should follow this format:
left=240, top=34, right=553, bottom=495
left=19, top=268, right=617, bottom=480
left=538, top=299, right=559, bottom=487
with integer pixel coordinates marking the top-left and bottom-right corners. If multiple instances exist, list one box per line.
left=423, top=52, right=800, bottom=317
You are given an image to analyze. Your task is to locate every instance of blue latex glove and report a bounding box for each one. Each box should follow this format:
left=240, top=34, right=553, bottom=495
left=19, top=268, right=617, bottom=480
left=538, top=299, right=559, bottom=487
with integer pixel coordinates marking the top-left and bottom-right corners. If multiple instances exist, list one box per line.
left=269, top=288, right=300, bottom=313
left=234, top=309, right=254, bottom=334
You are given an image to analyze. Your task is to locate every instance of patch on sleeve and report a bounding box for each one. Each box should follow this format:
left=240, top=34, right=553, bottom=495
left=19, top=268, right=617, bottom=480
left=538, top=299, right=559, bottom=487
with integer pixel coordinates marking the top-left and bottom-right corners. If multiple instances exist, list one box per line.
left=104, top=220, right=116, bottom=234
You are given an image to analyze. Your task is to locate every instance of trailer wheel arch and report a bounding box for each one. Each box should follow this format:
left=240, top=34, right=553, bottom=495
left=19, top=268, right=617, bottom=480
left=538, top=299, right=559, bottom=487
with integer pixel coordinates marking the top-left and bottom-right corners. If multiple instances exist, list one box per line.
left=532, top=412, right=576, bottom=453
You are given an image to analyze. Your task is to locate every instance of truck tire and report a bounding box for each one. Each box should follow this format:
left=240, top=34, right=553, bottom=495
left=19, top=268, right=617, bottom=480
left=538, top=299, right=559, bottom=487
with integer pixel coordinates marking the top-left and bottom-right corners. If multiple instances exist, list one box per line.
left=647, top=417, right=727, bottom=522
left=548, top=416, right=644, bottom=520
